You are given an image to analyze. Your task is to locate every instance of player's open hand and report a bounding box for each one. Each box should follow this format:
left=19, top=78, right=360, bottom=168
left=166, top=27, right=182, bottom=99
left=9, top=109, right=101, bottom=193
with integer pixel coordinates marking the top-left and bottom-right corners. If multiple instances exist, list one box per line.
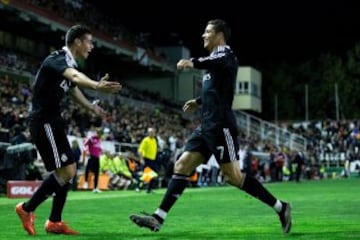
left=96, top=73, right=122, bottom=93
left=182, top=99, right=198, bottom=113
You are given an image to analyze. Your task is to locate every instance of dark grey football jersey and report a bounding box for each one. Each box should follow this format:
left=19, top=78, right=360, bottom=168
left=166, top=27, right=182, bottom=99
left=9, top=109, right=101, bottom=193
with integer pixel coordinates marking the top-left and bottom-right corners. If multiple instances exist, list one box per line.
left=30, top=47, right=77, bottom=118
left=191, top=45, right=238, bottom=131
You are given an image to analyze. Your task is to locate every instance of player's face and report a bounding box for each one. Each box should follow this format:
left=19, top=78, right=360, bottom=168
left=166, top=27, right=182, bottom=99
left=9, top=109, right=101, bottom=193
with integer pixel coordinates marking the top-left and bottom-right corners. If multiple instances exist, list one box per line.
left=202, top=24, right=218, bottom=52
left=79, top=34, right=94, bottom=59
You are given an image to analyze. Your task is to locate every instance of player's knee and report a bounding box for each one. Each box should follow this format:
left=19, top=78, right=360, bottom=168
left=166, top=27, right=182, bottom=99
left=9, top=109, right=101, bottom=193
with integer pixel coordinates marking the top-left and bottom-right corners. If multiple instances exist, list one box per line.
left=224, top=170, right=244, bottom=187
left=174, top=151, right=203, bottom=175
left=57, top=163, right=77, bottom=182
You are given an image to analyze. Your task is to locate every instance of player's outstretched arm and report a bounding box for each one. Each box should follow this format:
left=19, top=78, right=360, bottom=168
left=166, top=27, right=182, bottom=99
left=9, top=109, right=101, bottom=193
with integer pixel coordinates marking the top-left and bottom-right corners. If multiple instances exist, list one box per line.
left=63, top=68, right=122, bottom=93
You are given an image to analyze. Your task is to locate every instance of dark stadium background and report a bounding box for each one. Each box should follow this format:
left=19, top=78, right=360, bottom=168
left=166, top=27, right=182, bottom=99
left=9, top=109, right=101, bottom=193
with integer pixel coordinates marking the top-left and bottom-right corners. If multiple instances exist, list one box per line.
left=89, top=0, right=360, bottom=68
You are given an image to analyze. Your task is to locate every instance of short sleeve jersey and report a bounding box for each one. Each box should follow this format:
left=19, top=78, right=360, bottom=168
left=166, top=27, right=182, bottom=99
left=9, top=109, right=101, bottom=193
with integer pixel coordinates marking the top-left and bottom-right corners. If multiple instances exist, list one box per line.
left=30, top=47, right=77, bottom=118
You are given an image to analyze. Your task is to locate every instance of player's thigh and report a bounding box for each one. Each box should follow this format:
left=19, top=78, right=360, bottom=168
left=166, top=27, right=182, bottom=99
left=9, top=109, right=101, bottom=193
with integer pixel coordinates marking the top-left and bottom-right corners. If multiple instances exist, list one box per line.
left=175, top=151, right=205, bottom=175
left=220, top=161, right=244, bottom=186
left=31, top=121, right=74, bottom=171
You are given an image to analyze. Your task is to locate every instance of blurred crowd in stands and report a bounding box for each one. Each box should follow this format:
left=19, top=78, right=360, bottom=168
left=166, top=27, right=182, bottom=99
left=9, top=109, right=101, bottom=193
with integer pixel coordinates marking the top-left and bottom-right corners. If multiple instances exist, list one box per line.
left=25, top=0, right=167, bottom=61
left=0, top=45, right=196, bottom=191
left=2, top=46, right=359, bottom=191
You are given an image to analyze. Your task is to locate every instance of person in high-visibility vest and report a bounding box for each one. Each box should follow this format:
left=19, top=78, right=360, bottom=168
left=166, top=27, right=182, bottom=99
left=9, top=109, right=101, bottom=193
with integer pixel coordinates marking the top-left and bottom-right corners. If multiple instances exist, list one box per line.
left=138, top=127, right=159, bottom=193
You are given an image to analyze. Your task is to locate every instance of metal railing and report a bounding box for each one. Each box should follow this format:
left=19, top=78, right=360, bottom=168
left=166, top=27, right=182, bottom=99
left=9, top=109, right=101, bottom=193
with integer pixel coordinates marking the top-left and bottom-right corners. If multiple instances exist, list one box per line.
left=235, top=111, right=307, bottom=152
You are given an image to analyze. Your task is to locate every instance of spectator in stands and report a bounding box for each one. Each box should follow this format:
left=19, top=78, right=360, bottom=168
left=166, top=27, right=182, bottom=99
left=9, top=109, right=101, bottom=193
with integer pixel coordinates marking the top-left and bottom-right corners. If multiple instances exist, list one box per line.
left=99, top=150, right=112, bottom=174
left=130, top=19, right=291, bottom=234
left=292, top=150, right=305, bottom=182
left=274, top=149, right=286, bottom=182
left=15, top=24, right=121, bottom=236
left=8, top=123, right=38, bottom=181
left=156, top=130, right=171, bottom=174
left=196, top=163, right=209, bottom=187
left=99, top=151, right=120, bottom=189
left=157, top=142, right=172, bottom=187
left=127, top=151, right=143, bottom=191
left=207, top=154, right=220, bottom=186
left=0, top=122, right=10, bottom=142
left=112, top=152, right=133, bottom=190
left=9, top=124, right=29, bottom=145
left=25, top=160, right=43, bottom=181
left=100, top=151, right=132, bottom=190
left=70, top=139, right=82, bottom=190
left=269, top=146, right=278, bottom=182
left=83, top=127, right=102, bottom=193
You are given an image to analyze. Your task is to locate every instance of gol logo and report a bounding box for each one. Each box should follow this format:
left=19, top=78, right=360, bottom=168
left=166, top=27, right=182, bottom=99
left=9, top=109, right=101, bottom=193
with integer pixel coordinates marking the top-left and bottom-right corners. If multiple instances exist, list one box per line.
left=7, top=181, right=43, bottom=198
left=11, top=186, right=39, bottom=195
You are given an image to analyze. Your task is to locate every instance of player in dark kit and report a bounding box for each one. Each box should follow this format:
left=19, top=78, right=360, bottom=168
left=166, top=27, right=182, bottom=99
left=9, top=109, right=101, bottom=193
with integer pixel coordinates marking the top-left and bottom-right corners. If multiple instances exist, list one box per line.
left=15, top=25, right=122, bottom=235
left=130, top=19, right=292, bottom=234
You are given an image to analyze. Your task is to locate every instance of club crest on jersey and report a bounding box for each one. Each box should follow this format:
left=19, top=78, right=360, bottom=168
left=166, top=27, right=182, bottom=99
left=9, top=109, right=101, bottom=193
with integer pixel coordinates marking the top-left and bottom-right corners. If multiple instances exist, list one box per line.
left=61, top=153, right=68, bottom=162
left=203, top=73, right=210, bottom=83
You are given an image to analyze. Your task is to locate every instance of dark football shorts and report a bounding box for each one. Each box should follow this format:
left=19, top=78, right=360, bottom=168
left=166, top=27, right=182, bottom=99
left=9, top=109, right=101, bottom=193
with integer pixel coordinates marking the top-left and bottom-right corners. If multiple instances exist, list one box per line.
left=184, top=126, right=239, bottom=164
left=30, top=118, right=75, bottom=171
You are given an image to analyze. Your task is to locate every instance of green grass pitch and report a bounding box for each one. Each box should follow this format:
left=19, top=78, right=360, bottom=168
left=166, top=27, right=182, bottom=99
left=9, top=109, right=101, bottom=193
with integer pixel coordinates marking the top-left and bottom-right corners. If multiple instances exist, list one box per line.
left=1, top=177, right=359, bottom=239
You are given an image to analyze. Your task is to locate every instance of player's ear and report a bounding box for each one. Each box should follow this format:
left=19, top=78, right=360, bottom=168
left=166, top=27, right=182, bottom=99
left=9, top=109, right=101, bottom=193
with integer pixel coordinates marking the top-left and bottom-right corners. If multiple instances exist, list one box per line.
left=74, top=38, right=82, bottom=46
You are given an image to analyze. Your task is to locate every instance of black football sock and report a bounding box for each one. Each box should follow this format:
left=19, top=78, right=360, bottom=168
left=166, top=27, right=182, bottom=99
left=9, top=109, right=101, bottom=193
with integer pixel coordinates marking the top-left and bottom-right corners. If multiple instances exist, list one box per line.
left=153, top=174, right=189, bottom=223
left=23, top=173, right=62, bottom=212
left=49, top=183, right=70, bottom=222
left=240, top=174, right=277, bottom=208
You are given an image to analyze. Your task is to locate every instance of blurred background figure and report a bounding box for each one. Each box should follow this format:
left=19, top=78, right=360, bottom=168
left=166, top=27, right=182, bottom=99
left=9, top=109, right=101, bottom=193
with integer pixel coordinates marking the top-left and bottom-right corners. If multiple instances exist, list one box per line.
left=126, top=151, right=143, bottom=191
left=83, top=127, right=102, bottom=193
left=112, top=152, right=133, bottom=190
left=292, top=150, right=305, bottom=182
left=138, top=127, right=159, bottom=193
left=9, top=124, right=30, bottom=145
left=70, top=139, right=82, bottom=191
left=100, top=151, right=132, bottom=190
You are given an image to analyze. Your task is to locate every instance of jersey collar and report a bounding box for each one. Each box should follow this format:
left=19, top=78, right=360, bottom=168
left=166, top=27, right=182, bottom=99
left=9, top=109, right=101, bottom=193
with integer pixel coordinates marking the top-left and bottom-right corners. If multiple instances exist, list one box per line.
left=210, top=45, right=230, bottom=56
left=62, top=46, right=78, bottom=67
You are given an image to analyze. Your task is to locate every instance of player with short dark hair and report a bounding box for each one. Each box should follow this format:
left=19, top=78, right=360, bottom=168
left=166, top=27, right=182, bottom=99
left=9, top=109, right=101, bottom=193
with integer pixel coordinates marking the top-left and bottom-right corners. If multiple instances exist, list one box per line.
left=130, top=19, right=292, bottom=234
left=15, top=24, right=122, bottom=235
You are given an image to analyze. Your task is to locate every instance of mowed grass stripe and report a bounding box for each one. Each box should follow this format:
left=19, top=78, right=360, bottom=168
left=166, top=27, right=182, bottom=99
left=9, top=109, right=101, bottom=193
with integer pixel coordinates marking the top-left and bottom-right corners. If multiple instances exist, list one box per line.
left=0, top=178, right=359, bottom=240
